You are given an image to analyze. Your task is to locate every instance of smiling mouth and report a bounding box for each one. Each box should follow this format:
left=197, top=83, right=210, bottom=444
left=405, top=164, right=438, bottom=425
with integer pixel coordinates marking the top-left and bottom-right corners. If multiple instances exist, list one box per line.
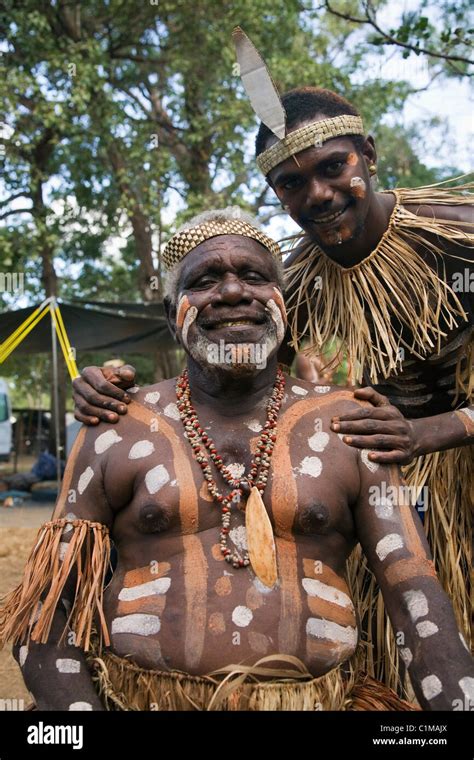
left=309, top=204, right=349, bottom=225
left=202, top=318, right=265, bottom=330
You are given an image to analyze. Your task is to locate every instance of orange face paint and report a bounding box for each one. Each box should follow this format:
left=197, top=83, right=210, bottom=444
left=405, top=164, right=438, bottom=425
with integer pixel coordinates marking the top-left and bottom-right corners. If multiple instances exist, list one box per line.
left=176, top=295, right=191, bottom=329
left=272, top=287, right=287, bottom=324
left=349, top=176, right=366, bottom=199
left=346, top=152, right=358, bottom=166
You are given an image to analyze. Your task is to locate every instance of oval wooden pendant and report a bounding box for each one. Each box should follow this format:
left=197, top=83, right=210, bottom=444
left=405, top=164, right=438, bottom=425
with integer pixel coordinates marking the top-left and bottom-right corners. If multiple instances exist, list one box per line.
left=245, top=486, right=278, bottom=588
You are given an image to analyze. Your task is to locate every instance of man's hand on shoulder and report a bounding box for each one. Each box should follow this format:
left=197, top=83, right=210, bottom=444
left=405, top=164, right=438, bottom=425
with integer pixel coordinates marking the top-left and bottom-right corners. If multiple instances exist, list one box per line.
left=72, top=364, right=136, bottom=425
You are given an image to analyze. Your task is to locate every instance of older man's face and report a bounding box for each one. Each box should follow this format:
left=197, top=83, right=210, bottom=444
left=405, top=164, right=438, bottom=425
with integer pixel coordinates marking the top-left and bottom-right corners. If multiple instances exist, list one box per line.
left=171, top=235, right=286, bottom=372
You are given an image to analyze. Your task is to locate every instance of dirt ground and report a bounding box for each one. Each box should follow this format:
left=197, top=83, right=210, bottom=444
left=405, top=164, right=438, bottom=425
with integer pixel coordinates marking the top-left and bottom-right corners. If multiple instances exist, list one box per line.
left=0, top=504, right=53, bottom=703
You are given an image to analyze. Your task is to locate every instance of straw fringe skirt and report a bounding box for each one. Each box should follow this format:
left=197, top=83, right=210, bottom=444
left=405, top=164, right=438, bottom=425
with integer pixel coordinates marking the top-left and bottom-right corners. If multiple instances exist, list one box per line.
left=86, top=648, right=418, bottom=712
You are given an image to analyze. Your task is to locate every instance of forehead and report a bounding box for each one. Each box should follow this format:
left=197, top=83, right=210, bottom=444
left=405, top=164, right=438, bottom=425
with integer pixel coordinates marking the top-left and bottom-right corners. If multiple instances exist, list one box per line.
left=268, top=135, right=357, bottom=184
left=178, top=235, right=276, bottom=280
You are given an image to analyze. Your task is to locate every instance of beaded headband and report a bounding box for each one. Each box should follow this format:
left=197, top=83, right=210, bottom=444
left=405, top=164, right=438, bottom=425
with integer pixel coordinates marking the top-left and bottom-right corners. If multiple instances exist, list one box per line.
left=162, top=219, right=282, bottom=271
left=256, top=115, right=365, bottom=176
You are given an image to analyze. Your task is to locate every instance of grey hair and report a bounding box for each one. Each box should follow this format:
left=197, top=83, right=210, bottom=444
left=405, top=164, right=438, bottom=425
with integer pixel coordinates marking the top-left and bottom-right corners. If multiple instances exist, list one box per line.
left=163, top=206, right=286, bottom=305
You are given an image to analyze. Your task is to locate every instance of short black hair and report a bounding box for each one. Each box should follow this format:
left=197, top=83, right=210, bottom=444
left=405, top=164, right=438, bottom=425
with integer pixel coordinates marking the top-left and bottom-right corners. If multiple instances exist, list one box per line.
left=255, top=86, right=365, bottom=159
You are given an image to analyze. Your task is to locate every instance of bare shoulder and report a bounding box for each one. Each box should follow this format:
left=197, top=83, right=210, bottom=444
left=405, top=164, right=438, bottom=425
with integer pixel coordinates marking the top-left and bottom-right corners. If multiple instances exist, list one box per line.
left=124, top=377, right=177, bottom=408
left=403, top=200, right=474, bottom=232
left=285, top=378, right=365, bottom=415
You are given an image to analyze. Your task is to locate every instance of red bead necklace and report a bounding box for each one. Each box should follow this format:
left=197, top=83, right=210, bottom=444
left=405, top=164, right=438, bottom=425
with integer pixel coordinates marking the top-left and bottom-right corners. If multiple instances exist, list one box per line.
left=176, top=367, right=286, bottom=568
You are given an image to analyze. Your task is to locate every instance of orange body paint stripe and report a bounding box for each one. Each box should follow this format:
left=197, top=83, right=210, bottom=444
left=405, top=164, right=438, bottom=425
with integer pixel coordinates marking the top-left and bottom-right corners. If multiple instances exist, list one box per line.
left=306, top=597, right=356, bottom=627
left=454, top=409, right=474, bottom=437
left=276, top=538, right=302, bottom=652
left=128, top=402, right=199, bottom=534
left=384, top=557, right=437, bottom=587
left=123, top=563, right=171, bottom=586
left=302, top=559, right=350, bottom=595
left=117, top=596, right=166, bottom=617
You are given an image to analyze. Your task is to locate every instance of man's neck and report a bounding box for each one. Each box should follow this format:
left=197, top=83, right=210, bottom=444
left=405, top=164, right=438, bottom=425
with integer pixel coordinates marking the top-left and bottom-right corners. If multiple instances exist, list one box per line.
left=186, top=357, right=279, bottom=416
left=315, top=191, right=396, bottom=268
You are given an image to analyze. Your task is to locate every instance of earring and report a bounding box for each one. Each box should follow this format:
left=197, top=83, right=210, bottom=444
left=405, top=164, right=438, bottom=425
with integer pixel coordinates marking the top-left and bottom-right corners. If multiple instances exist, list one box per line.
left=369, top=163, right=377, bottom=175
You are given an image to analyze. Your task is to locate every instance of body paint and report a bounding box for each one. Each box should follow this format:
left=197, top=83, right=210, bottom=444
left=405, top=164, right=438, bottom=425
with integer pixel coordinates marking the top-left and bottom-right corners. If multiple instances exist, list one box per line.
left=350, top=176, right=366, bottom=199
left=128, top=440, right=155, bottom=459
left=111, top=613, right=161, bottom=636
left=94, top=429, right=123, bottom=454
left=375, top=533, right=404, bottom=561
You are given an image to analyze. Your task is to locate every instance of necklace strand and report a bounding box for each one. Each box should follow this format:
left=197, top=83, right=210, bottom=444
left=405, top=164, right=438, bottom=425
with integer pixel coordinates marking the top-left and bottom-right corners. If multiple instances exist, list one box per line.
left=176, top=368, right=285, bottom=568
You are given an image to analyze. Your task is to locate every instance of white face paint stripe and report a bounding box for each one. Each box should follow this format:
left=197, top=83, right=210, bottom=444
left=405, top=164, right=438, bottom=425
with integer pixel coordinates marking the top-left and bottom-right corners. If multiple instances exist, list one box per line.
left=302, top=578, right=353, bottom=609
left=128, top=440, right=155, bottom=459
left=181, top=305, right=198, bottom=348
left=77, top=466, right=94, bottom=495
left=265, top=299, right=286, bottom=343
left=144, top=391, right=161, bottom=405
left=361, top=449, right=379, bottom=473
left=459, top=677, right=474, bottom=702
left=118, top=577, right=171, bottom=601
left=308, top=431, right=329, bottom=452
left=403, top=589, right=429, bottom=622
left=299, top=456, right=322, bottom=478
left=19, top=646, right=28, bottom=667
left=111, top=614, right=161, bottom=636
left=292, top=385, right=308, bottom=396
left=145, top=464, right=170, bottom=494
left=69, top=702, right=93, bottom=711
left=416, top=620, right=439, bottom=638
left=94, top=429, right=123, bottom=454
left=56, top=658, right=81, bottom=674
left=421, top=675, right=442, bottom=700
left=375, top=533, right=404, bottom=561
left=232, top=606, right=253, bottom=627
left=306, top=618, right=358, bottom=647
left=399, top=648, right=412, bottom=667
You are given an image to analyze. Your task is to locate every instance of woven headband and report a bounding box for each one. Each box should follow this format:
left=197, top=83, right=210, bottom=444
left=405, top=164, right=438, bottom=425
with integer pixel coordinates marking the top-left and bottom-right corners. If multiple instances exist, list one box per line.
left=162, top=219, right=282, bottom=271
left=256, top=115, right=365, bottom=176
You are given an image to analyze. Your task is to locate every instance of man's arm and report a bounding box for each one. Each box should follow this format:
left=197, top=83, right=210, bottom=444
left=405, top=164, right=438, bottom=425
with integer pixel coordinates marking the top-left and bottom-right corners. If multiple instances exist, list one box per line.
left=353, top=455, right=474, bottom=710
left=9, top=426, right=115, bottom=710
left=331, top=387, right=473, bottom=464
left=72, top=364, right=136, bottom=425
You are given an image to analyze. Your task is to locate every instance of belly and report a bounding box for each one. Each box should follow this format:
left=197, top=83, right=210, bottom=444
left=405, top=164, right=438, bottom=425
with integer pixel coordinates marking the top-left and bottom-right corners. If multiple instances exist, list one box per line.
left=103, top=531, right=358, bottom=678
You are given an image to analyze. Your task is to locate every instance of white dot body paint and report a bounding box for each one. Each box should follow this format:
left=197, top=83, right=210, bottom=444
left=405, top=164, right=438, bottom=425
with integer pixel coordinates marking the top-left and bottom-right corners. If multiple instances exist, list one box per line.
left=314, top=385, right=330, bottom=394
left=58, top=542, right=69, bottom=562
left=164, top=403, right=180, bottom=420
left=145, top=464, right=170, bottom=494
left=459, top=676, right=474, bottom=702
left=399, top=648, right=413, bottom=667
left=94, top=429, right=123, bottom=454
left=265, top=298, right=286, bottom=344
left=229, top=526, right=248, bottom=553
left=416, top=621, right=439, bottom=638
left=69, top=702, right=93, bottom=711
left=126, top=386, right=140, bottom=394
left=308, top=431, right=329, bottom=453
left=56, top=658, right=81, bottom=674
left=144, top=391, right=161, bottom=405
left=375, top=533, right=404, bottom=561
left=299, top=456, right=322, bottom=478
left=77, top=466, right=94, bottom=495
left=181, top=305, right=198, bottom=350
left=128, top=440, right=155, bottom=459
left=306, top=618, right=358, bottom=648
left=226, top=462, right=245, bottom=480
left=403, top=589, right=429, bottom=622
left=302, top=578, right=353, bottom=609
left=421, top=675, right=442, bottom=700
left=19, top=646, right=28, bottom=667
left=232, top=606, right=253, bottom=628
left=118, top=577, right=171, bottom=601
left=374, top=497, right=394, bottom=520
left=361, top=449, right=379, bottom=473
left=112, top=614, right=161, bottom=636
left=292, top=385, right=308, bottom=396
left=246, top=419, right=263, bottom=433
left=61, top=513, right=77, bottom=535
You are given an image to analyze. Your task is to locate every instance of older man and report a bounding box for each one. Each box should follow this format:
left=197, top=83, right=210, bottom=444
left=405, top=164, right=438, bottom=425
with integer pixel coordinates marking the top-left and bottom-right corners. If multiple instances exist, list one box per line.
left=1, top=211, right=472, bottom=711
